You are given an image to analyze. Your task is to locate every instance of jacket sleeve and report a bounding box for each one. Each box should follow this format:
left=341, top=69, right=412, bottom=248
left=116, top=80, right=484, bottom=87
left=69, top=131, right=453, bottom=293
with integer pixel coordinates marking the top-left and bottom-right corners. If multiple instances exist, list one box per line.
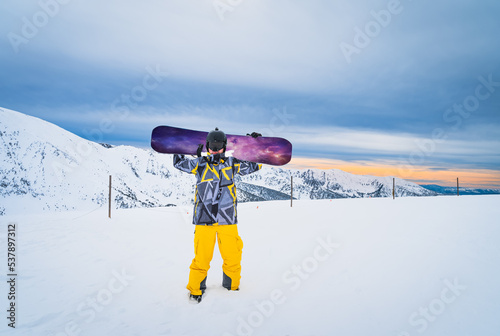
left=173, top=154, right=199, bottom=174
left=234, top=158, right=262, bottom=176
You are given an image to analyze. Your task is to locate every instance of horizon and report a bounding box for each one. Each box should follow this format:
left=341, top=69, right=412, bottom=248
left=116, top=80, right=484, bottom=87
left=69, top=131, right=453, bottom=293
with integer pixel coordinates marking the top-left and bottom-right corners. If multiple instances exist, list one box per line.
left=3, top=106, right=499, bottom=190
left=1, top=1, right=499, bottom=189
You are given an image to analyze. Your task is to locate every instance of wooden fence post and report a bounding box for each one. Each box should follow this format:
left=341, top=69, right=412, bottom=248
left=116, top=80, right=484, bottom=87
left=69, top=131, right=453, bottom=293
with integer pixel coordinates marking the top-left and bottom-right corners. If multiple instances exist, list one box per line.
left=393, top=177, right=395, bottom=199
left=457, top=177, right=459, bottom=196
left=291, top=176, right=293, bottom=207
left=109, top=175, right=112, bottom=218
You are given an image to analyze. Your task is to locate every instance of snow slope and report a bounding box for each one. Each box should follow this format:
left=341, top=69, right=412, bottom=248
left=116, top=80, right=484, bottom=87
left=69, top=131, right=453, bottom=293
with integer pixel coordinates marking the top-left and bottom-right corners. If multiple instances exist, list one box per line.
left=0, top=107, right=195, bottom=215
left=1, top=195, right=499, bottom=336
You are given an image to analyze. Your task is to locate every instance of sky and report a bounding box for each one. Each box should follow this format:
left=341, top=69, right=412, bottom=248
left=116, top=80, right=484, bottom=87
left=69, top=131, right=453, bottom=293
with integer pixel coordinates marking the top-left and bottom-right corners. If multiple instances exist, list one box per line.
left=1, top=0, right=499, bottom=188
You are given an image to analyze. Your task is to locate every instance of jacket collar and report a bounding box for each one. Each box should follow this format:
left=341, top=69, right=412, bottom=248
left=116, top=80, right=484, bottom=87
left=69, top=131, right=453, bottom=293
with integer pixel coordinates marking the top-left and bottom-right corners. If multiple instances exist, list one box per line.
left=206, top=153, right=226, bottom=164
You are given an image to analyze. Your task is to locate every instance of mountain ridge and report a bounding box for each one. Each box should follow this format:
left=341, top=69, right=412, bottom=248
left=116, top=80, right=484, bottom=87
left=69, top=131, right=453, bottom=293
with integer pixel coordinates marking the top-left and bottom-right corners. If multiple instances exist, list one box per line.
left=421, top=184, right=500, bottom=196
left=0, top=107, right=436, bottom=216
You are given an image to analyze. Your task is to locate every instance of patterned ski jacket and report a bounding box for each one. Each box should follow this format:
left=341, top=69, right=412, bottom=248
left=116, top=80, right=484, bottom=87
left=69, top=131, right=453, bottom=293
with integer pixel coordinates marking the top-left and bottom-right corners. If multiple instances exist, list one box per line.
left=174, top=154, right=262, bottom=225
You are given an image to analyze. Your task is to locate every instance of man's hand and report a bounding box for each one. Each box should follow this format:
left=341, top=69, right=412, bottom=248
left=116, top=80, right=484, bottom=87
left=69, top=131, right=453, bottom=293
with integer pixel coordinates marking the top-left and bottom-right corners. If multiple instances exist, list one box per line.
left=197, top=144, right=204, bottom=157
left=247, top=132, right=262, bottom=138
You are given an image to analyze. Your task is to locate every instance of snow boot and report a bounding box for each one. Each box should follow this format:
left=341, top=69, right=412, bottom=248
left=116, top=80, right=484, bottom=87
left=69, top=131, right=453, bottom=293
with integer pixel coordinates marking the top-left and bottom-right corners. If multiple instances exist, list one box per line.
left=189, top=293, right=203, bottom=303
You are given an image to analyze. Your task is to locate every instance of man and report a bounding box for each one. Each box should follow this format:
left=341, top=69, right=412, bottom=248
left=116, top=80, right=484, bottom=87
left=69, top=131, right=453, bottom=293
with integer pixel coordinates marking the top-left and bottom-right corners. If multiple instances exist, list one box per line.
left=173, top=128, right=262, bottom=303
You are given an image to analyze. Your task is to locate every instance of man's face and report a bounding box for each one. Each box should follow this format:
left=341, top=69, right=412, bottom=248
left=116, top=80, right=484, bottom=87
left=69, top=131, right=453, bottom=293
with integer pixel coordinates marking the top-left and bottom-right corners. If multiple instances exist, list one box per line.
left=208, top=148, right=224, bottom=154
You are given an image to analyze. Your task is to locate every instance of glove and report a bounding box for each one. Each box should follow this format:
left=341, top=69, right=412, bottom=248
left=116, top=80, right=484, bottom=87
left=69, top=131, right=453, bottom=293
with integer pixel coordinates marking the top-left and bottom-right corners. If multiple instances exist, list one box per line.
left=197, top=144, right=204, bottom=157
left=173, top=154, right=185, bottom=165
left=247, top=132, right=262, bottom=138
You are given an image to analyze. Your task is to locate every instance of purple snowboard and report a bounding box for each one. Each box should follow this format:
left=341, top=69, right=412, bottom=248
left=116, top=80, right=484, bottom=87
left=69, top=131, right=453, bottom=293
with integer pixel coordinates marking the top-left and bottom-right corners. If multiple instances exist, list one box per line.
left=151, top=126, right=292, bottom=166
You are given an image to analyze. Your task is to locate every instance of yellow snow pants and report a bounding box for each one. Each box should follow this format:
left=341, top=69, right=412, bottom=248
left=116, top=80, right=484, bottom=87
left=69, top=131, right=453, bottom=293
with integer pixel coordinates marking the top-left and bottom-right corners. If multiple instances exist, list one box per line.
left=187, top=224, right=243, bottom=295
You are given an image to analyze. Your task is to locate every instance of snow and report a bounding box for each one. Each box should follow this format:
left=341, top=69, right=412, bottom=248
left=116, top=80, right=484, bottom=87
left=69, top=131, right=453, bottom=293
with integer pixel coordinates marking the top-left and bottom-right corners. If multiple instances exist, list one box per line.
left=0, top=107, right=196, bottom=214
left=2, top=195, right=499, bottom=336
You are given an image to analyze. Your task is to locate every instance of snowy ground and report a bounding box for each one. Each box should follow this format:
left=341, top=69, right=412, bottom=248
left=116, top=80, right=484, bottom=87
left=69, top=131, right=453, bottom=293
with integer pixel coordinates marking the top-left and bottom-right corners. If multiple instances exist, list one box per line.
left=1, top=195, right=500, bottom=336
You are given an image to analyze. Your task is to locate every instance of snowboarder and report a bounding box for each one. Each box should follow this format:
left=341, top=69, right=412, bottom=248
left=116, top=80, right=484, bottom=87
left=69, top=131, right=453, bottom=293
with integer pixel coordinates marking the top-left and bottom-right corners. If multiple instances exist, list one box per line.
left=173, top=128, right=262, bottom=303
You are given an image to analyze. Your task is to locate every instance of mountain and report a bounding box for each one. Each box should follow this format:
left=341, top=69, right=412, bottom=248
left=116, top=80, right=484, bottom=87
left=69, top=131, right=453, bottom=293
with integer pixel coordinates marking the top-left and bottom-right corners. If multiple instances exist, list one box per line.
left=0, top=107, right=436, bottom=216
left=238, top=167, right=436, bottom=200
left=421, top=184, right=500, bottom=196
left=0, top=107, right=194, bottom=216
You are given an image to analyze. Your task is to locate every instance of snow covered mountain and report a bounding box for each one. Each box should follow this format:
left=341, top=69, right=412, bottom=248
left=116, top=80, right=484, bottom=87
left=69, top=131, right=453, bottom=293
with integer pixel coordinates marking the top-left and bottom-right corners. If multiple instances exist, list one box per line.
left=0, top=107, right=194, bottom=216
left=421, top=184, right=500, bottom=196
left=238, top=167, right=436, bottom=200
left=0, top=107, right=435, bottom=216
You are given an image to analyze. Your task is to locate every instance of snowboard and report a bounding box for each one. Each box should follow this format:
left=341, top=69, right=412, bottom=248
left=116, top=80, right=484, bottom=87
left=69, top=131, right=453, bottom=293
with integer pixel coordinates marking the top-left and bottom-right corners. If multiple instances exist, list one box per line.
left=151, top=126, right=292, bottom=166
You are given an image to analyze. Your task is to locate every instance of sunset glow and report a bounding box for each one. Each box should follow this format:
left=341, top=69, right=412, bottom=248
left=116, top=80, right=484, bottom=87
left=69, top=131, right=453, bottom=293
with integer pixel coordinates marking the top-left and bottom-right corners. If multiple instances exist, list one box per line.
left=288, top=157, right=500, bottom=189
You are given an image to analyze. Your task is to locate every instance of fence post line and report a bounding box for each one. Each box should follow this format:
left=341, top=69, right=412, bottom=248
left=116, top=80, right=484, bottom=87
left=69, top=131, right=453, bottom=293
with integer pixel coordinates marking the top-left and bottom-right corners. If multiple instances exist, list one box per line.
left=290, top=176, right=293, bottom=207
left=109, top=175, right=112, bottom=218
left=393, top=177, right=395, bottom=199
left=457, top=177, right=459, bottom=196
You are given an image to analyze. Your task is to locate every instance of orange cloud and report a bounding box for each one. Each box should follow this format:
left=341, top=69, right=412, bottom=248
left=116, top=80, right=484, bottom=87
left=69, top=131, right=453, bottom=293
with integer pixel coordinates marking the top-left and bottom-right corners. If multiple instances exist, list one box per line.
left=287, top=157, right=500, bottom=189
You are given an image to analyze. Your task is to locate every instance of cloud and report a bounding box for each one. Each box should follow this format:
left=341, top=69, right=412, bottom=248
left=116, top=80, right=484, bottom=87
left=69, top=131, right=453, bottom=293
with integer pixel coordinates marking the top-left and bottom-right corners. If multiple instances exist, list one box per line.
left=288, top=125, right=500, bottom=169
left=287, top=157, right=500, bottom=188
left=4, top=0, right=497, bottom=94
left=1, top=0, right=499, bottom=182
left=0, top=0, right=338, bottom=93
left=2, top=0, right=500, bottom=105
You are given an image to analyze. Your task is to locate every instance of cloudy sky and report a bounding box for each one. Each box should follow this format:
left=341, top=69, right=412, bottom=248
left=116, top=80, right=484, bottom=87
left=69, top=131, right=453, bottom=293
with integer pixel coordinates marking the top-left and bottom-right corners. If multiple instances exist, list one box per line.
left=1, top=0, right=499, bottom=187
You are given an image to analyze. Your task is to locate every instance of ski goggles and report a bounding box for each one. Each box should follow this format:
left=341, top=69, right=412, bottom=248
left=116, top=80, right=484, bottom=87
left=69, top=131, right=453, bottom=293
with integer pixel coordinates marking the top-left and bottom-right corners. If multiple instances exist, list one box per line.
left=208, top=141, right=225, bottom=151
